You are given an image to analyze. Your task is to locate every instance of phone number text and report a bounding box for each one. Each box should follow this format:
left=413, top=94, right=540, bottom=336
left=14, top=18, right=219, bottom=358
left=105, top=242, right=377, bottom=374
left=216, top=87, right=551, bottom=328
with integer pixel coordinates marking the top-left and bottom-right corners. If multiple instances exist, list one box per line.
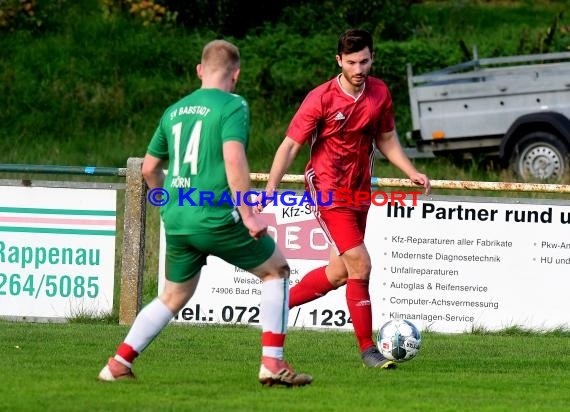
left=175, top=303, right=260, bottom=324
left=0, top=273, right=100, bottom=299
left=174, top=304, right=354, bottom=328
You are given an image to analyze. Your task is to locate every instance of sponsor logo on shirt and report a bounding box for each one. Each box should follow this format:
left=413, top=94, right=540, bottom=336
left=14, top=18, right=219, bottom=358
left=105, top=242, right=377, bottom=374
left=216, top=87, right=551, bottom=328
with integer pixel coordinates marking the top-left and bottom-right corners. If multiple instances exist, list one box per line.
left=334, top=112, right=346, bottom=121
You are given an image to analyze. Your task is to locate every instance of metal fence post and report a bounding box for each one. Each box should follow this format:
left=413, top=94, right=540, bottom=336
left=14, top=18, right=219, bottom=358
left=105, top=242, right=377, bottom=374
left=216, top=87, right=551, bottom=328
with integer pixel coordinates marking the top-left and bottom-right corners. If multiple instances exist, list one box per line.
left=119, top=157, right=146, bottom=325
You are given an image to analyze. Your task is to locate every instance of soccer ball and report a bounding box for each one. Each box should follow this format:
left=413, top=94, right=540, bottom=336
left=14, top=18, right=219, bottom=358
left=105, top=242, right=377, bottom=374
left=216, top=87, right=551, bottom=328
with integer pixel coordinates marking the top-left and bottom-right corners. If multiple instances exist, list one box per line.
left=377, top=319, right=421, bottom=362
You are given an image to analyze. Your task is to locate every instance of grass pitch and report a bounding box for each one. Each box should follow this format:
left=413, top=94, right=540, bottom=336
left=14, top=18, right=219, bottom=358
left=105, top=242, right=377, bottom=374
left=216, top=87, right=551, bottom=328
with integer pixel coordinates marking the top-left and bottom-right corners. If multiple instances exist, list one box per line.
left=2, top=321, right=570, bottom=412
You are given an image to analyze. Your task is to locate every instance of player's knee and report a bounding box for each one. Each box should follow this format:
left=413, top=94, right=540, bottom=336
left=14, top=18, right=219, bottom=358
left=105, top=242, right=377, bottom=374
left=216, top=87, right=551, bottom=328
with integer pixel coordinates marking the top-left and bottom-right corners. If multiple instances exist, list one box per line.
left=353, top=257, right=372, bottom=277
left=346, top=262, right=371, bottom=280
left=159, top=291, right=190, bottom=313
left=361, top=261, right=372, bottom=276
left=330, top=276, right=347, bottom=288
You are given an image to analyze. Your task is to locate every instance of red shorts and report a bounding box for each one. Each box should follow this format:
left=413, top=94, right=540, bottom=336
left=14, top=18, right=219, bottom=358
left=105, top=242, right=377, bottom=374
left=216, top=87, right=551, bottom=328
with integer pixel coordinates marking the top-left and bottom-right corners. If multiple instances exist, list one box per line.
left=315, top=207, right=368, bottom=255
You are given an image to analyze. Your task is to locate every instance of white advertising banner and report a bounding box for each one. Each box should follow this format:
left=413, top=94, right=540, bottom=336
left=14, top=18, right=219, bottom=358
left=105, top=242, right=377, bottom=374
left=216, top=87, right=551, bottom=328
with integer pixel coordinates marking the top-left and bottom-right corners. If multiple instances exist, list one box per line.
left=158, top=195, right=570, bottom=333
left=0, top=186, right=116, bottom=320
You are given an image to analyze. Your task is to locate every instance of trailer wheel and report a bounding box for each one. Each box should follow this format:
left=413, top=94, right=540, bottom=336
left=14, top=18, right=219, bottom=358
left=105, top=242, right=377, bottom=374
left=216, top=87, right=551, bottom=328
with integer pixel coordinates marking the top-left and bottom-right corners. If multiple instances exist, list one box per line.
left=511, top=132, right=569, bottom=180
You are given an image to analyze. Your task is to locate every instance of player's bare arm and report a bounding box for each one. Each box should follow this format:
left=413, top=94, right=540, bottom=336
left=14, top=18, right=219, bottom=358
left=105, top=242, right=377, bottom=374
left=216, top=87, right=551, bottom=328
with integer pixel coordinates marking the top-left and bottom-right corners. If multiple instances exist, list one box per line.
left=141, top=153, right=167, bottom=190
left=375, top=130, right=431, bottom=195
left=223, top=140, right=267, bottom=238
left=255, top=136, right=303, bottom=212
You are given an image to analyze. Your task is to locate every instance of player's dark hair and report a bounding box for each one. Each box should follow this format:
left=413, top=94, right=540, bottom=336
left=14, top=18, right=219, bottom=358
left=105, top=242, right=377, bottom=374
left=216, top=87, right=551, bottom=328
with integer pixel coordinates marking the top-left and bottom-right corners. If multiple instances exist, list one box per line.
left=337, top=28, right=373, bottom=55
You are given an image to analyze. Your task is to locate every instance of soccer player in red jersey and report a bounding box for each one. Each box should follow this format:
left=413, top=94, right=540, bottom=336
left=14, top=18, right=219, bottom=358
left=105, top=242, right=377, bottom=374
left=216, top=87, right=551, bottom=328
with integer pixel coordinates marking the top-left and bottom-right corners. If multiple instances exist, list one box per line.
left=257, top=28, right=430, bottom=368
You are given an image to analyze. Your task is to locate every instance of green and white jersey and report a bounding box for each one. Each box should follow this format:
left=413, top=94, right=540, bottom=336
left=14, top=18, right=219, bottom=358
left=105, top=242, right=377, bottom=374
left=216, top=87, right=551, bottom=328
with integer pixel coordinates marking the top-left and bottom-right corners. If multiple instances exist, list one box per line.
left=147, top=88, right=249, bottom=234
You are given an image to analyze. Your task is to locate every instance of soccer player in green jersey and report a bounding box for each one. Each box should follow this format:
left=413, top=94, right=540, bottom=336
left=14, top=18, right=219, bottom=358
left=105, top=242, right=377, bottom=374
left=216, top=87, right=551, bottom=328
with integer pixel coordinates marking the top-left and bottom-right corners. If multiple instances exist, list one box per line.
left=98, top=39, right=312, bottom=387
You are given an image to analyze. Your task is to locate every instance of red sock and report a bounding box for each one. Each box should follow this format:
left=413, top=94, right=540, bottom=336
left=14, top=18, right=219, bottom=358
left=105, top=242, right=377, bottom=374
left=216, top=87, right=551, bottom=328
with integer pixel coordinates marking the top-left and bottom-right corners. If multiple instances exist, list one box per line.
left=289, top=266, right=335, bottom=308
left=261, top=331, right=286, bottom=360
left=261, top=332, right=286, bottom=347
left=116, top=343, right=139, bottom=364
left=346, top=279, right=374, bottom=352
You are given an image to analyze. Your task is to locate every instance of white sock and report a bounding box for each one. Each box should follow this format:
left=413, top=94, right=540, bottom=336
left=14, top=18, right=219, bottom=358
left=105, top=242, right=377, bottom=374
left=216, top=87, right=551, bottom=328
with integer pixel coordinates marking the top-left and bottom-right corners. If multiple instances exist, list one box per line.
left=123, top=298, right=174, bottom=354
left=261, top=278, right=289, bottom=359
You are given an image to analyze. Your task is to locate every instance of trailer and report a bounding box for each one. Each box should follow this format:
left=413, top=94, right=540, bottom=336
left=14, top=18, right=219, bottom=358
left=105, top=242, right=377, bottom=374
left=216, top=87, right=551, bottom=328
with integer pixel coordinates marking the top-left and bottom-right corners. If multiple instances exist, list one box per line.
left=406, top=49, right=570, bottom=180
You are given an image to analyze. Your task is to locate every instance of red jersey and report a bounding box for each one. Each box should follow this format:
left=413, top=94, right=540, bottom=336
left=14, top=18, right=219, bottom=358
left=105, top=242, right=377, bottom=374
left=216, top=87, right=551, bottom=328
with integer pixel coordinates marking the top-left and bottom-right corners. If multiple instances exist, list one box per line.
left=286, top=75, right=395, bottom=209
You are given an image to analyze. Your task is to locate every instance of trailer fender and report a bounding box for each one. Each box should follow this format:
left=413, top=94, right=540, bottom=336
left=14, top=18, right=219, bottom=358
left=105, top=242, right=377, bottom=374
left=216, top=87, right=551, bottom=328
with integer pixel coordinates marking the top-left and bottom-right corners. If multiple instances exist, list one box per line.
left=499, top=111, right=570, bottom=166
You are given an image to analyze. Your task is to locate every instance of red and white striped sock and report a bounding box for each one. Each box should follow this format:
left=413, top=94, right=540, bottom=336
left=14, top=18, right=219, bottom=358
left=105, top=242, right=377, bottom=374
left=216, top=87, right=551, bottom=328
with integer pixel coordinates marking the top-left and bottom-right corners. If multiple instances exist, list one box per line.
left=260, top=278, right=288, bottom=360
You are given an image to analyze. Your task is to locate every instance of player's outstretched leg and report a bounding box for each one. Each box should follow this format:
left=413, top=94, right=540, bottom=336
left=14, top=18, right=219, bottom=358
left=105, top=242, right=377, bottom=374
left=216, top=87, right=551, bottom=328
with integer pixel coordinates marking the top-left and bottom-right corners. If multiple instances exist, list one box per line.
left=98, top=297, right=174, bottom=381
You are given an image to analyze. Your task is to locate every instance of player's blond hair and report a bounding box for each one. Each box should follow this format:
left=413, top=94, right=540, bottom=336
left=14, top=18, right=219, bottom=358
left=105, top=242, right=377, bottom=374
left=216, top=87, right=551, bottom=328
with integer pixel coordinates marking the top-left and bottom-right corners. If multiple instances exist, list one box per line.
left=201, top=40, right=240, bottom=78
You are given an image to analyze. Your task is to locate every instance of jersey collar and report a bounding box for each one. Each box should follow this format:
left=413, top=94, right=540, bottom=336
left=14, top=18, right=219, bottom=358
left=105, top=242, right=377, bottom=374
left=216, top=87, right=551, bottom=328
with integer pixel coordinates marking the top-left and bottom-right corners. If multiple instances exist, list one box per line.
left=336, top=74, right=365, bottom=101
